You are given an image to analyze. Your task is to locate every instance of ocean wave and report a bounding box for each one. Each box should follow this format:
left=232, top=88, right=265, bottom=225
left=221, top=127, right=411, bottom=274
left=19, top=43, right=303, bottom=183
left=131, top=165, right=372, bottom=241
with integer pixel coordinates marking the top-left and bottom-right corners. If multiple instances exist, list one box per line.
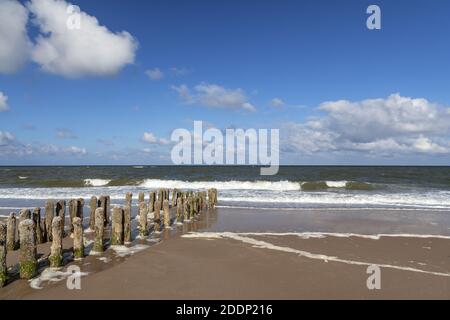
left=139, top=179, right=301, bottom=191
left=84, top=179, right=112, bottom=187
left=301, top=181, right=375, bottom=191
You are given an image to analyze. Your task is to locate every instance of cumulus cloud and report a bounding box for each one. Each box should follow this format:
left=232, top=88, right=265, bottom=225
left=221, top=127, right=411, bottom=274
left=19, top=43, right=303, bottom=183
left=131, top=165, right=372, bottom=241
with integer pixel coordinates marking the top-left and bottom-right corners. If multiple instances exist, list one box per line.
left=142, top=132, right=170, bottom=145
left=64, top=145, right=87, bottom=155
left=0, top=0, right=30, bottom=74
left=27, top=0, right=138, bottom=78
left=172, top=83, right=256, bottom=112
left=0, top=91, right=10, bottom=112
left=283, top=94, right=450, bottom=155
left=145, top=68, right=164, bottom=80
left=0, top=131, right=15, bottom=146
left=270, top=98, right=284, bottom=107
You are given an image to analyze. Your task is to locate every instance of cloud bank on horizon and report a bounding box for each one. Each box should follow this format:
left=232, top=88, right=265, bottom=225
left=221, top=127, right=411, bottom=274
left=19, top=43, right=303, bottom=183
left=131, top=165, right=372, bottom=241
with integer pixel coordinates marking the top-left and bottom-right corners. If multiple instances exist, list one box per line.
left=0, top=0, right=449, bottom=165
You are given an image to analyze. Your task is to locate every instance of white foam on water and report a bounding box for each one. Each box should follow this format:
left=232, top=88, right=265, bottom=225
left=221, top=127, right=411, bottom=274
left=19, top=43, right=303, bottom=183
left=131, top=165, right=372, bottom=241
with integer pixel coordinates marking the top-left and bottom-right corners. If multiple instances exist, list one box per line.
left=182, top=232, right=450, bottom=278
left=84, top=179, right=111, bottom=187
left=18, top=176, right=28, bottom=180
left=139, top=179, right=300, bottom=191
left=98, top=257, right=111, bottom=263
left=325, top=181, right=348, bottom=188
left=110, top=244, right=150, bottom=258
left=29, top=267, right=88, bottom=290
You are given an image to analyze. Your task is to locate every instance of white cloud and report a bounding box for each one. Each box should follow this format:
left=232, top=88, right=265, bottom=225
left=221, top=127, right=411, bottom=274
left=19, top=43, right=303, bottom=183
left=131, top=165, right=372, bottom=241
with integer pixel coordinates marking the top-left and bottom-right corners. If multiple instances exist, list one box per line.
left=0, top=0, right=30, bottom=74
left=270, top=98, right=284, bottom=107
left=142, top=132, right=170, bottom=145
left=27, top=0, right=138, bottom=78
left=0, top=91, right=10, bottom=112
left=0, top=131, right=15, bottom=146
left=145, top=68, right=164, bottom=80
left=64, top=146, right=87, bottom=156
left=172, top=83, right=256, bottom=112
left=283, top=94, right=450, bottom=155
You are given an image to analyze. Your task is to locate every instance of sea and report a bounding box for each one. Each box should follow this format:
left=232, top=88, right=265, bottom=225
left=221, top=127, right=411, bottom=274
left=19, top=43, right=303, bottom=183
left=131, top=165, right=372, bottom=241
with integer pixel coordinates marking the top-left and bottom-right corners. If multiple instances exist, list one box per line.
left=0, top=165, right=449, bottom=211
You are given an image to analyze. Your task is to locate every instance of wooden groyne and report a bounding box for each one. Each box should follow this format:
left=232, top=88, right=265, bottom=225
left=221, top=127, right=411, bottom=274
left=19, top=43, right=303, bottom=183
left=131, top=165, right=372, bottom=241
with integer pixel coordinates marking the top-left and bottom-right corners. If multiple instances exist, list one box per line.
left=0, top=188, right=218, bottom=288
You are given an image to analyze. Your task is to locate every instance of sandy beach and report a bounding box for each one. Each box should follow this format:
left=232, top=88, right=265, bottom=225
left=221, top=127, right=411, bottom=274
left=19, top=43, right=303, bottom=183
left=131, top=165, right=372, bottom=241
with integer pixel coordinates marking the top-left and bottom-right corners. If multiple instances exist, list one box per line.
left=1, top=207, right=449, bottom=300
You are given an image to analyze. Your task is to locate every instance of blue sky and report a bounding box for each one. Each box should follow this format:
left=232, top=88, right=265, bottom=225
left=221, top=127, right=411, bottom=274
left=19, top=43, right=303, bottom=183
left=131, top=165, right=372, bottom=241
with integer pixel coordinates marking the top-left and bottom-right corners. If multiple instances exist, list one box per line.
left=1, top=0, right=450, bottom=165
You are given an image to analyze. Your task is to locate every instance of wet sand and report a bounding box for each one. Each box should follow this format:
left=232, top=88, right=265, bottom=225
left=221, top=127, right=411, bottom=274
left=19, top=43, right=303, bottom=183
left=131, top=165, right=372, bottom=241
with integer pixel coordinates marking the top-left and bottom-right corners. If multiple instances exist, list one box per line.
left=1, top=208, right=450, bottom=299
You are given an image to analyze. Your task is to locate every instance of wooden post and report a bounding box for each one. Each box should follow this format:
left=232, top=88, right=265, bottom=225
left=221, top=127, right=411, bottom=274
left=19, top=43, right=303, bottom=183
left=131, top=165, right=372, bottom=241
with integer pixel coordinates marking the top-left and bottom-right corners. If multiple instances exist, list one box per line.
left=73, top=217, right=84, bottom=259
left=157, top=189, right=163, bottom=210
left=176, top=198, right=183, bottom=223
left=138, top=192, right=145, bottom=205
left=124, top=205, right=132, bottom=243
left=139, top=202, right=148, bottom=237
left=149, top=192, right=155, bottom=213
left=19, top=219, right=37, bottom=279
left=32, top=208, right=43, bottom=244
left=105, top=196, right=111, bottom=225
left=69, top=199, right=76, bottom=233
left=56, top=200, right=66, bottom=236
left=6, top=213, right=16, bottom=251
left=89, top=196, right=97, bottom=231
left=153, top=200, right=161, bottom=232
left=49, top=216, right=63, bottom=267
left=98, top=196, right=109, bottom=226
left=76, top=198, right=84, bottom=222
left=45, top=201, right=55, bottom=242
left=111, top=206, right=124, bottom=245
left=0, top=223, right=6, bottom=287
left=93, top=208, right=105, bottom=253
left=163, top=200, right=170, bottom=228
left=189, top=196, right=195, bottom=220
left=124, top=193, right=132, bottom=242
left=183, top=195, right=189, bottom=221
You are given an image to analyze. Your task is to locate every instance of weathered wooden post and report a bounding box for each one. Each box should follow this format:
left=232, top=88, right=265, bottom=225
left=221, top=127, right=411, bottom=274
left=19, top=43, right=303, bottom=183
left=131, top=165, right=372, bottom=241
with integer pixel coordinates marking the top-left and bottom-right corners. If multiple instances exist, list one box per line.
left=183, top=195, right=189, bottom=221
left=89, top=196, right=97, bottom=231
left=6, top=213, right=16, bottom=251
left=19, top=219, right=37, bottom=279
left=32, top=208, right=43, bottom=244
left=172, top=189, right=177, bottom=207
left=76, top=198, right=84, bottom=222
left=189, top=196, right=195, bottom=220
left=49, top=216, right=63, bottom=267
left=93, top=208, right=105, bottom=253
left=176, top=198, right=183, bottom=223
left=106, top=196, right=111, bottom=225
left=149, top=192, right=155, bottom=213
left=124, top=193, right=132, bottom=242
left=163, top=200, right=170, bottom=228
left=139, top=202, right=148, bottom=237
left=153, top=200, right=161, bottom=232
left=111, top=206, right=124, bottom=245
left=98, top=196, right=109, bottom=226
left=45, top=201, right=55, bottom=241
left=72, top=217, right=84, bottom=259
left=157, top=189, right=163, bottom=210
left=138, top=192, right=145, bottom=206
left=124, top=205, right=132, bottom=243
left=0, top=223, right=6, bottom=287
left=68, top=199, right=76, bottom=233
left=56, top=200, right=65, bottom=236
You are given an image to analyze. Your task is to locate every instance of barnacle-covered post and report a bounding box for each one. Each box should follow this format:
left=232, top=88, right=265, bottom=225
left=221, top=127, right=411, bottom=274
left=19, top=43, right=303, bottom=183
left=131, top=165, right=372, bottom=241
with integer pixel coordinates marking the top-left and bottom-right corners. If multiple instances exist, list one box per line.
left=0, top=223, right=7, bottom=287
left=73, top=217, right=84, bottom=259
left=6, top=212, right=17, bottom=251
left=49, top=216, right=63, bottom=268
left=139, top=202, right=149, bottom=237
left=111, top=206, right=124, bottom=245
left=19, top=219, right=37, bottom=279
left=93, top=208, right=105, bottom=253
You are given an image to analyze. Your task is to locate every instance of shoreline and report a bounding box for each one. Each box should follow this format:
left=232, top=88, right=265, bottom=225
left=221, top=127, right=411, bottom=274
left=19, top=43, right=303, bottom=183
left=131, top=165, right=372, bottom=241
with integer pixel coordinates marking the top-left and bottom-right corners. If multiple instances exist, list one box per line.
left=1, top=207, right=449, bottom=299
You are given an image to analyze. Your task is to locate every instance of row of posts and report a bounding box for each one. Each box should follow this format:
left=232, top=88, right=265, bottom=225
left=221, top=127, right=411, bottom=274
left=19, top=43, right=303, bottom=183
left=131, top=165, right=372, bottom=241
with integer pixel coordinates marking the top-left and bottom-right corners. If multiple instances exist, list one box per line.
left=0, top=188, right=218, bottom=287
